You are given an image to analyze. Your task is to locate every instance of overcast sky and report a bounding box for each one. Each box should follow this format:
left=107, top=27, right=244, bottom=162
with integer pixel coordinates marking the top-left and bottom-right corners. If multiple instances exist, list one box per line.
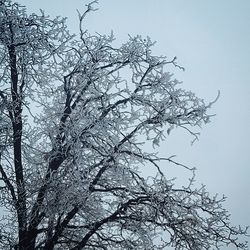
left=21, top=1, right=250, bottom=249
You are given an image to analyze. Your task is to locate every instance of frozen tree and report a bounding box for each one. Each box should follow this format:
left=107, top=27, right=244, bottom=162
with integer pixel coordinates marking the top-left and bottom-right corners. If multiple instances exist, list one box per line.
left=0, top=1, right=248, bottom=249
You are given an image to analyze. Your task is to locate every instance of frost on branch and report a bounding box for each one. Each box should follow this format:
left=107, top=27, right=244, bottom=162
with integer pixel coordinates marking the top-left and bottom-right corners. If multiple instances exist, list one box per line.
left=0, top=1, right=248, bottom=249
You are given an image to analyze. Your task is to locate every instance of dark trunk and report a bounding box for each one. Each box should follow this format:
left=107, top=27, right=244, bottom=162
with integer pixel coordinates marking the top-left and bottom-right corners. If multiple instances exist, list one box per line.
left=8, top=44, right=27, bottom=250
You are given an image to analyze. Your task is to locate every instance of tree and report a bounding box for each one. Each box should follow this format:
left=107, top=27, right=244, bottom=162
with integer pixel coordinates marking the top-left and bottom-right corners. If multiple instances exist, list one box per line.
left=0, top=0, right=248, bottom=249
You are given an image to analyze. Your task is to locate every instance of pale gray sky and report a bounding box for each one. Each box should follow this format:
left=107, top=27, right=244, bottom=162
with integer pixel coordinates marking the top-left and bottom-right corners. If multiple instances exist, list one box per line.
left=20, top=1, right=250, bottom=249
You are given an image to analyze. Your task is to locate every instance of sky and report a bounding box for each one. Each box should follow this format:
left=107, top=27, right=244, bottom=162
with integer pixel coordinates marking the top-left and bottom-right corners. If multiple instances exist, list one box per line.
left=20, top=1, right=250, bottom=249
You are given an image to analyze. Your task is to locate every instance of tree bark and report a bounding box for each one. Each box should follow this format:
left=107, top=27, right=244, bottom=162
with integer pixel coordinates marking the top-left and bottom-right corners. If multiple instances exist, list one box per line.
left=8, top=44, right=27, bottom=250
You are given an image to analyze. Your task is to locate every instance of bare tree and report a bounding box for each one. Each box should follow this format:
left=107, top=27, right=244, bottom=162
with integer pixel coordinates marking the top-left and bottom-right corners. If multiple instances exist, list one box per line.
left=0, top=1, right=248, bottom=249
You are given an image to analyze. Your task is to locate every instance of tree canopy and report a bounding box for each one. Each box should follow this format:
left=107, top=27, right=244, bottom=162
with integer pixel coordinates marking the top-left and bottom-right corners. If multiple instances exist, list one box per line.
left=0, top=1, right=248, bottom=249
